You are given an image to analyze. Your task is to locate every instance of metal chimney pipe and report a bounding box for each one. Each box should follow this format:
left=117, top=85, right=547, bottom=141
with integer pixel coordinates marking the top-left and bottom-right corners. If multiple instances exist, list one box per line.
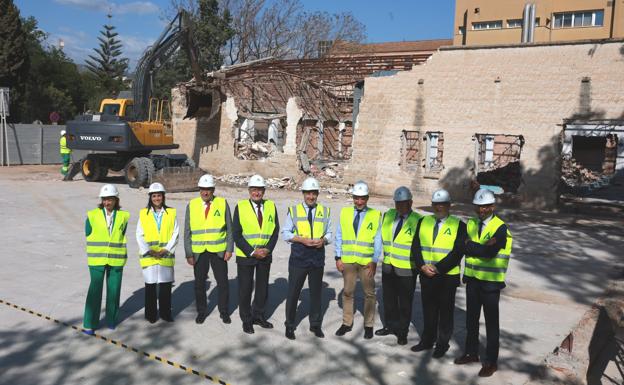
left=528, top=3, right=536, bottom=43
left=522, top=3, right=531, bottom=43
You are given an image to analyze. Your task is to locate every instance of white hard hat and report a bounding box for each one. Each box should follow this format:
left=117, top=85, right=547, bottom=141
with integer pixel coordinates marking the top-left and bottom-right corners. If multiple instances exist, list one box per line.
left=60, top=130, right=66, bottom=136
left=198, top=174, right=216, bottom=188
left=473, top=188, right=496, bottom=205
left=393, top=186, right=412, bottom=202
left=431, top=189, right=451, bottom=203
left=248, top=174, right=266, bottom=188
left=148, top=182, right=166, bottom=194
left=301, top=177, right=320, bottom=191
left=352, top=181, right=369, bottom=197
left=99, top=184, right=119, bottom=198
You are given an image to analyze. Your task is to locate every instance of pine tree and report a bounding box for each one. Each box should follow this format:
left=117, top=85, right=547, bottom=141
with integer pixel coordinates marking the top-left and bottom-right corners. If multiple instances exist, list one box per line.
left=0, top=0, right=28, bottom=87
left=85, top=13, right=129, bottom=96
left=195, top=0, right=234, bottom=71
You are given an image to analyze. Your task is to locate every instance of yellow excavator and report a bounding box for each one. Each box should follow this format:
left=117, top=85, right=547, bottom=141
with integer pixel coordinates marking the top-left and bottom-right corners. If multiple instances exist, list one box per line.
left=65, top=11, right=219, bottom=190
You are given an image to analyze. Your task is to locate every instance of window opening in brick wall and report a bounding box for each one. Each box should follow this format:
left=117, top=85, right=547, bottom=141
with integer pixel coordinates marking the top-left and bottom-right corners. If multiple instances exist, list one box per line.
left=474, top=134, right=524, bottom=193
left=400, top=130, right=420, bottom=169
left=234, top=117, right=285, bottom=160
left=425, top=131, right=444, bottom=172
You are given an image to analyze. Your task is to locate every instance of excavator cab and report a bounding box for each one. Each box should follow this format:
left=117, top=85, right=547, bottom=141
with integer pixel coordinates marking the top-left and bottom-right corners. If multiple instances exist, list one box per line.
left=99, top=98, right=134, bottom=118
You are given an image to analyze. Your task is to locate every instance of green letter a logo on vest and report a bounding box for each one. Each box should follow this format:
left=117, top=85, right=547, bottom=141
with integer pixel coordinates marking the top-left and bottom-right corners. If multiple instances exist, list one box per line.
left=484, top=233, right=491, bottom=240
left=367, top=223, right=373, bottom=230
left=405, top=227, right=412, bottom=235
left=213, top=209, right=221, bottom=217
left=444, top=228, right=452, bottom=235
left=268, top=215, right=273, bottom=222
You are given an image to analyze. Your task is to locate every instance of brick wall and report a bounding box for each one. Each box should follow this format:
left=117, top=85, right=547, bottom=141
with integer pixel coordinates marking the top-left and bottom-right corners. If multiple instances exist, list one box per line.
left=344, top=40, right=624, bottom=207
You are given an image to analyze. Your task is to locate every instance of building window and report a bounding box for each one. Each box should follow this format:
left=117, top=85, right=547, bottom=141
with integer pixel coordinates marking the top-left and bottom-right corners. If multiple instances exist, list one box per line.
left=474, top=134, right=525, bottom=193
left=400, top=130, right=420, bottom=168
left=553, top=10, right=604, bottom=28
left=472, top=20, right=503, bottom=30
left=507, top=19, right=523, bottom=28
left=458, top=26, right=465, bottom=35
left=425, top=132, right=444, bottom=171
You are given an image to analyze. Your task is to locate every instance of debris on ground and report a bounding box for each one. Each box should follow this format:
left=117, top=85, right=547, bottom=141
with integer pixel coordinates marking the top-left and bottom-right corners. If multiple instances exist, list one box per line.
left=309, top=161, right=343, bottom=182
left=560, top=157, right=614, bottom=195
left=215, top=173, right=296, bottom=189
left=236, top=141, right=274, bottom=160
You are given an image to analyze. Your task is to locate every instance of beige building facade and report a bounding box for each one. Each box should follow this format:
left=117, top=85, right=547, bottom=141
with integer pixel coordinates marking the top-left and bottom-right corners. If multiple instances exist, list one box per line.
left=454, top=0, right=624, bottom=46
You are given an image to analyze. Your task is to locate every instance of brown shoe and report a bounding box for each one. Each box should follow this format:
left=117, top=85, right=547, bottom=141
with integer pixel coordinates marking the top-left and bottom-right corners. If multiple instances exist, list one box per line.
left=454, top=354, right=480, bottom=365
left=478, top=363, right=498, bottom=377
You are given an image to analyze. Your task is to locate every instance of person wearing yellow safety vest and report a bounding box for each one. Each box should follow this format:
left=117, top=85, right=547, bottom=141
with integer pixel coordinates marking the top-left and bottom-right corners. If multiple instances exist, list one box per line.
left=410, top=189, right=467, bottom=359
left=83, top=184, right=129, bottom=335
left=59, top=130, right=71, bottom=176
left=334, top=181, right=382, bottom=340
left=136, top=182, right=179, bottom=323
left=375, top=186, right=421, bottom=346
left=454, top=188, right=512, bottom=378
left=282, top=177, right=332, bottom=340
left=184, top=174, right=234, bottom=325
left=233, top=174, right=280, bottom=334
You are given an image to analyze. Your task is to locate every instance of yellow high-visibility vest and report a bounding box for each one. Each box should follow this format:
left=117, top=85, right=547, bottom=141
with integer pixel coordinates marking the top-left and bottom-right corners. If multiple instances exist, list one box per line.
left=86, top=208, right=129, bottom=267
left=138, top=207, right=176, bottom=268
left=419, top=215, right=461, bottom=275
left=60, top=136, right=71, bottom=154
left=235, top=199, right=276, bottom=257
left=339, top=207, right=380, bottom=265
left=288, top=203, right=329, bottom=239
left=189, top=197, right=227, bottom=253
left=381, top=209, right=421, bottom=270
left=464, top=216, right=512, bottom=282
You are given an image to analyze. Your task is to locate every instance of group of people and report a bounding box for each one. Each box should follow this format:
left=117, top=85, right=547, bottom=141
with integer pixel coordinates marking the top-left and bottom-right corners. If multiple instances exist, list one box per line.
left=82, top=173, right=512, bottom=378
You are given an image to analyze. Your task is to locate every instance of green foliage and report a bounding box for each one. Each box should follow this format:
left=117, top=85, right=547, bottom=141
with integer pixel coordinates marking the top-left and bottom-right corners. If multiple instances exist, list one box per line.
left=0, top=0, right=28, bottom=87
left=152, top=0, right=233, bottom=100
left=85, top=15, right=129, bottom=97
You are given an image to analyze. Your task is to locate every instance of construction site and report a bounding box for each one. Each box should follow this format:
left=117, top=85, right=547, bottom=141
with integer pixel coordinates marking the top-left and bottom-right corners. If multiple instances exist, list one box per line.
left=1, top=0, right=623, bottom=385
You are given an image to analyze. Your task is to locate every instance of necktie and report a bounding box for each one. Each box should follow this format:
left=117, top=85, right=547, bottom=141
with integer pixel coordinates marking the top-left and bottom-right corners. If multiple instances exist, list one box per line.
left=433, top=219, right=441, bottom=241
left=353, top=209, right=363, bottom=235
left=478, top=221, right=484, bottom=238
left=256, top=203, right=263, bottom=227
left=307, top=206, right=314, bottom=238
left=204, top=201, right=211, bottom=219
left=393, top=215, right=404, bottom=240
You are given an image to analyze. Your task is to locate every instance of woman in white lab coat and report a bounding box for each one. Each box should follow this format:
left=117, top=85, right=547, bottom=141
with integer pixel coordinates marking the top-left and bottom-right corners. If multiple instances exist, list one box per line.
left=136, top=182, right=179, bottom=323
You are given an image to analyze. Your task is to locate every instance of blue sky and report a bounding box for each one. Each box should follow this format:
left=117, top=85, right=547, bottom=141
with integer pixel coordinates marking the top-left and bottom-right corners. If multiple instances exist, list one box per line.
left=14, top=0, right=455, bottom=69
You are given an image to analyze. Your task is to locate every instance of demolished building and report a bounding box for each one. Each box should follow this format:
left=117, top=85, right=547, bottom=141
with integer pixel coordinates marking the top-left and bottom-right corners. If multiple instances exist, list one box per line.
left=173, top=38, right=624, bottom=208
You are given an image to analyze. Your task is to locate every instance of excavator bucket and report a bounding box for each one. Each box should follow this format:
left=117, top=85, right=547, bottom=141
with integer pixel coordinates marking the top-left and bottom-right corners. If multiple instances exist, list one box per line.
left=150, top=165, right=206, bottom=193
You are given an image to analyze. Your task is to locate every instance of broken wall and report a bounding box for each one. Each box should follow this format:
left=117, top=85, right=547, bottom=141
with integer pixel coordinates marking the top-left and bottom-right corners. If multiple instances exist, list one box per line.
left=345, top=40, right=624, bottom=207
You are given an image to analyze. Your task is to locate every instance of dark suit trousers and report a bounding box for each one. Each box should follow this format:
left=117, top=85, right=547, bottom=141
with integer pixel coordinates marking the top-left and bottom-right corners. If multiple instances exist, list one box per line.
left=381, top=270, right=416, bottom=338
left=145, top=282, right=172, bottom=321
left=465, top=279, right=501, bottom=364
left=194, top=251, right=229, bottom=316
left=420, top=274, right=458, bottom=349
left=285, top=265, right=324, bottom=328
left=238, top=262, right=270, bottom=323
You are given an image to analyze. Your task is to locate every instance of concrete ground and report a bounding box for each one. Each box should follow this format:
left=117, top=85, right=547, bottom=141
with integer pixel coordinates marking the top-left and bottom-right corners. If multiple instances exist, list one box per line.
left=0, top=165, right=622, bottom=385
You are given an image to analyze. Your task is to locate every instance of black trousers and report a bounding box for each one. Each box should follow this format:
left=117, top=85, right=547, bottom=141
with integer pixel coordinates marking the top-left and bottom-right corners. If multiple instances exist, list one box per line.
left=145, top=282, right=172, bottom=321
left=381, top=270, right=416, bottom=338
left=238, top=262, right=270, bottom=323
left=420, top=274, right=458, bottom=349
left=193, top=251, right=229, bottom=316
left=465, top=279, right=501, bottom=363
left=285, top=265, right=324, bottom=329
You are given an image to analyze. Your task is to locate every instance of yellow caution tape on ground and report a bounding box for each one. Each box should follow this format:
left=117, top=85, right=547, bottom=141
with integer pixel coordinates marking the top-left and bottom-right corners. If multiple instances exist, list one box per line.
left=0, top=299, right=231, bottom=385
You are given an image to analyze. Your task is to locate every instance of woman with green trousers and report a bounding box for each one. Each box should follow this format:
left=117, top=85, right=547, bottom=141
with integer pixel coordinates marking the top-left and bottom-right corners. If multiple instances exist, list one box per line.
left=83, top=184, right=129, bottom=335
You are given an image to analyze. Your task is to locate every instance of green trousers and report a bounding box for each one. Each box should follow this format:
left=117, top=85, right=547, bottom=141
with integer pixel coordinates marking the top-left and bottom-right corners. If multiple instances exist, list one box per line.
left=83, top=265, right=124, bottom=329
left=61, top=153, right=70, bottom=175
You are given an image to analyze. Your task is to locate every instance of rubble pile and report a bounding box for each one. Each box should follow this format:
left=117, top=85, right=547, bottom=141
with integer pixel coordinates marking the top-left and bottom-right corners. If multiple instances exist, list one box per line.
left=309, top=161, right=343, bottom=181
left=215, top=173, right=296, bottom=189
left=236, top=142, right=273, bottom=160
left=560, top=157, right=614, bottom=196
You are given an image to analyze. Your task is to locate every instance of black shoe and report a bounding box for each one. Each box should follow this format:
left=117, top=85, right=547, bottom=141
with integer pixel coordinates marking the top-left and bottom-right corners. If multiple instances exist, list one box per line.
left=285, top=327, right=296, bottom=340
left=364, top=327, right=373, bottom=339
left=243, top=323, right=255, bottom=334
left=397, top=336, right=408, bottom=345
left=410, top=342, right=434, bottom=352
left=335, top=324, right=353, bottom=336
left=195, top=313, right=208, bottom=324
left=310, top=326, right=325, bottom=338
left=253, top=318, right=274, bottom=329
left=147, top=318, right=158, bottom=324
left=375, top=327, right=394, bottom=336
left=432, top=345, right=449, bottom=358
left=454, top=354, right=480, bottom=365
left=220, top=314, right=231, bottom=324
